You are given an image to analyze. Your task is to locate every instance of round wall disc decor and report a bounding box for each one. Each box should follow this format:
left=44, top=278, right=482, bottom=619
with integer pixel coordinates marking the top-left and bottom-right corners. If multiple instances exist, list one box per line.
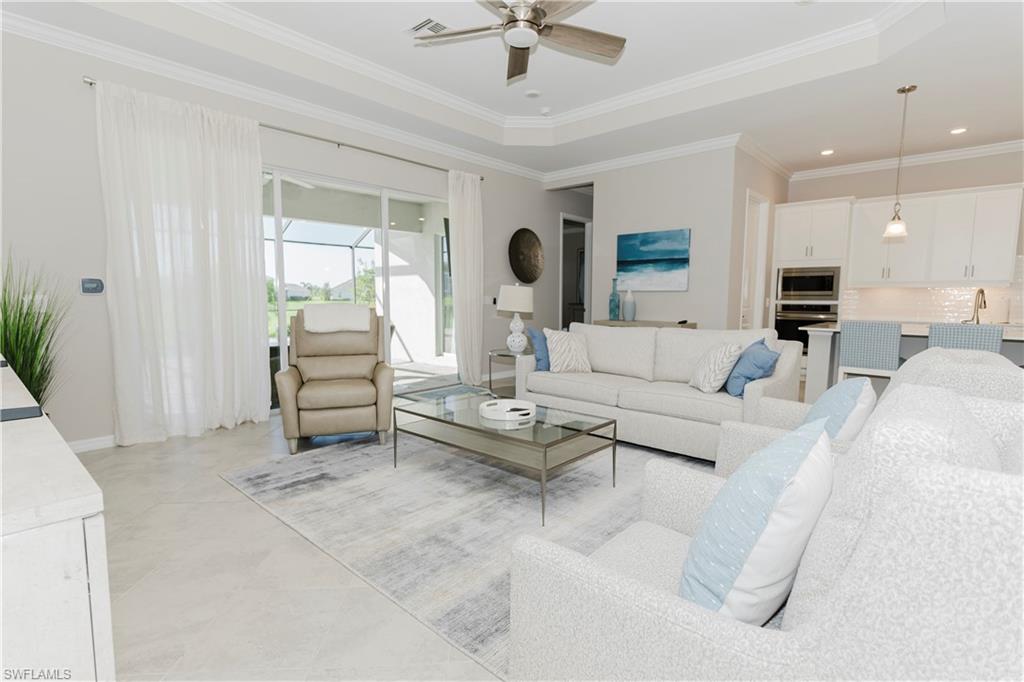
left=508, top=228, right=544, bottom=283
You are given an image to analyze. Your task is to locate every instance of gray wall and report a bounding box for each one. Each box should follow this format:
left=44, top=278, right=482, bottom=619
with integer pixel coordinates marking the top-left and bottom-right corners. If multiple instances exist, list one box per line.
left=1, top=34, right=591, bottom=444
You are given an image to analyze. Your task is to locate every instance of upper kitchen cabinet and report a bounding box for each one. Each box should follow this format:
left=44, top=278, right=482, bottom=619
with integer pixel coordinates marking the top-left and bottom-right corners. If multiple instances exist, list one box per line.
left=848, top=185, right=1023, bottom=287
left=774, top=198, right=853, bottom=264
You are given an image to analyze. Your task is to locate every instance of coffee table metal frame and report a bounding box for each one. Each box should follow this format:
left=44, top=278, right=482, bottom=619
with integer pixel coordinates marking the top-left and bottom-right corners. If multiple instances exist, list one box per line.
left=393, top=400, right=616, bottom=525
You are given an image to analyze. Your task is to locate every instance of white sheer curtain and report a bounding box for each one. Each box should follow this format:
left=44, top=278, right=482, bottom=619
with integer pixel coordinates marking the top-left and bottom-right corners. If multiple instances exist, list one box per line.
left=448, top=170, right=484, bottom=386
left=96, top=83, right=269, bottom=445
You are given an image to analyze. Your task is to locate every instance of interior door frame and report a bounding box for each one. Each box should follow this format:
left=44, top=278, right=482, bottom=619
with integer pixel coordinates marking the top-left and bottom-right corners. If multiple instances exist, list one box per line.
left=740, top=189, right=772, bottom=329
left=559, top=212, right=593, bottom=328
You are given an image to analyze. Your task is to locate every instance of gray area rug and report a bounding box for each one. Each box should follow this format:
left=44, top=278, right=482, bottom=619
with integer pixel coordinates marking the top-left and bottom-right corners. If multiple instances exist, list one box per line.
left=222, top=435, right=710, bottom=677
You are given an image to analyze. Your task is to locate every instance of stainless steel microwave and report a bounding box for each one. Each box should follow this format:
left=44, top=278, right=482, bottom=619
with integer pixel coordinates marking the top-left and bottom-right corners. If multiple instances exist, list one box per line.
left=777, top=267, right=841, bottom=302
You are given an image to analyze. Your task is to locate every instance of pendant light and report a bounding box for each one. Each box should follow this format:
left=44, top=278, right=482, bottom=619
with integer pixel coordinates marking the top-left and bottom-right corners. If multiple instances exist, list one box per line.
left=883, top=84, right=917, bottom=240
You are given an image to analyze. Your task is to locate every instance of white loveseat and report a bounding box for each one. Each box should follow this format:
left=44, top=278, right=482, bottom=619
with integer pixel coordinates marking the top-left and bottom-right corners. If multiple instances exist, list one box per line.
left=509, top=370, right=1023, bottom=680
left=515, top=323, right=802, bottom=461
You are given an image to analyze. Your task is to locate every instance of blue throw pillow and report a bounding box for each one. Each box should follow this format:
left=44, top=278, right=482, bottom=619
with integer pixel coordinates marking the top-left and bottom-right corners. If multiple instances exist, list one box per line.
left=680, top=419, right=833, bottom=625
left=725, top=338, right=780, bottom=397
left=526, top=326, right=549, bottom=371
left=802, top=377, right=876, bottom=440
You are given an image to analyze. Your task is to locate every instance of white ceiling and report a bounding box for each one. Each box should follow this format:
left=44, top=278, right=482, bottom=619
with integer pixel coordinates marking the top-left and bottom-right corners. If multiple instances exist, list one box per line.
left=4, top=1, right=1022, bottom=179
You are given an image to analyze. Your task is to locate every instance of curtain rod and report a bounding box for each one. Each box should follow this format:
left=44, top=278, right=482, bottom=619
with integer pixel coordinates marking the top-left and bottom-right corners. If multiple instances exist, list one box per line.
left=82, top=75, right=483, bottom=181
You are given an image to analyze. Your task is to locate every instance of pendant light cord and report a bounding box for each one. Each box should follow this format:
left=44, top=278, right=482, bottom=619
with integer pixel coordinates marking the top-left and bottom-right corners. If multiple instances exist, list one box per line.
left=893, top=85, right=915, bottom=210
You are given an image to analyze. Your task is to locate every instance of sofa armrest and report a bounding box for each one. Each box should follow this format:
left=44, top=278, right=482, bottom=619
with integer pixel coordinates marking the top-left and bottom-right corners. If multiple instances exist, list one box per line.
left=641, top=459, right=725, bottom=536
left=742, top=340, right=803, bottom=423
left=715, top=421, right=789, bottom=478
left=755, top=396, right=813, bottom=429
left=372, top=362, right=395, bottom=432
left=515, top=354, right=537, bottom=399
left=275, top=366, right=302, bottom=440
left=510, top=535, right=796, bottom=681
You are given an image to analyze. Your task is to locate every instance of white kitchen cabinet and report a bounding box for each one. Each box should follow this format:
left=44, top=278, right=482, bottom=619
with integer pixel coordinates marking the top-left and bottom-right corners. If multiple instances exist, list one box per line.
left=774, top=198, right=852, bottom=264
left=968, top=188, right=1022, bottom=282
left=849, top=185, right=1022, bottom=287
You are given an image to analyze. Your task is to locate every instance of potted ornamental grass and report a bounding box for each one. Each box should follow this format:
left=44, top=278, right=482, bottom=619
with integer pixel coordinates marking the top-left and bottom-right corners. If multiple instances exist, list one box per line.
left=0, top=258, right=69, bottom=407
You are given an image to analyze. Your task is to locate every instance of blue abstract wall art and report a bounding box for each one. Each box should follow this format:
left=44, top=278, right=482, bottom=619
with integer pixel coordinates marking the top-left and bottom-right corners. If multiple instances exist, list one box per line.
left=616, top=228, right=691, bottom=291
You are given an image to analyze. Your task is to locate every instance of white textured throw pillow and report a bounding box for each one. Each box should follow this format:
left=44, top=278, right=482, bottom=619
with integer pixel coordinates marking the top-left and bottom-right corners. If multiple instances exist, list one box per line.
left=690, top=343, right=743, bottom=393
left=544, top=328, right=591, bottom=373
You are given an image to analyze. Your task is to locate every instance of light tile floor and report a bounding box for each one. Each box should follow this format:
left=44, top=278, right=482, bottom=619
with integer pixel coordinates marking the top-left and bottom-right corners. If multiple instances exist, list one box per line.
left=79, top=415, right=498, bottom=682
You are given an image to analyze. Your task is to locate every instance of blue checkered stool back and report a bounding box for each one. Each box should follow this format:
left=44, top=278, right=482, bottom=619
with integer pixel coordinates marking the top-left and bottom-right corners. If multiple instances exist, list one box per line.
left=928, top=323, right=1004, bottom=353
left=839, top=320, right=901, bottom=372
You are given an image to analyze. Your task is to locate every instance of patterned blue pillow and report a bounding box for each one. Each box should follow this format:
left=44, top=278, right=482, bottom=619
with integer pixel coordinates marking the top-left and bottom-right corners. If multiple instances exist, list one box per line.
left=526, top=327, right=549, bottom=371
left=680, top=419, right=833, bottom=625
left=725, top=338, right=780, bottom=397
left=802, top=377, right=876, bottom=440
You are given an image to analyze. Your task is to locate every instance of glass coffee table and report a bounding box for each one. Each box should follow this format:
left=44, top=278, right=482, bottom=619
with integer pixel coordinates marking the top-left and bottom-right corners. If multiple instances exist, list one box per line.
left=393, top=393, right=617, bottom=525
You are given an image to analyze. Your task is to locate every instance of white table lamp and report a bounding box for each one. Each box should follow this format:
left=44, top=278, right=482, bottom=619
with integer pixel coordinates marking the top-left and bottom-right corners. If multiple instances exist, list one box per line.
left=497, top=284, right=533, bottom=353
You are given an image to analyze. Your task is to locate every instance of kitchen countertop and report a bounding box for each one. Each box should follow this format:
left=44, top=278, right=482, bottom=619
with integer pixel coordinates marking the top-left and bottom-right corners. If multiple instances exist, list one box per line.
left=799, top=321, right=1024, bottom=342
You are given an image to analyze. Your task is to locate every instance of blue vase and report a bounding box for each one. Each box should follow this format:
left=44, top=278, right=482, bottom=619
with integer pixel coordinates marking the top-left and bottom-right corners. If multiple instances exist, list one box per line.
left=608, top=278, right=621, bottom=321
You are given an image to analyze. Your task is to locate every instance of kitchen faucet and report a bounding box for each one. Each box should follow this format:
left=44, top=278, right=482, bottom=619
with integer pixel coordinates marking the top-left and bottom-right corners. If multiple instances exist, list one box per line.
left=962, top=288, right=987, bottom=324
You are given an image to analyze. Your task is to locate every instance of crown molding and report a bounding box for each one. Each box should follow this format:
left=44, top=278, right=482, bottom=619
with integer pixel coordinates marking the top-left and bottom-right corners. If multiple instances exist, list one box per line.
left=736, top=134, right=792, bottom=179
left=542, top=134, right=743, bottom=185
left=179, top=1, right=508, bottom=128
left=2, top=12, right=545, bottom=181
left=789, top=140, right=1024, bottom=181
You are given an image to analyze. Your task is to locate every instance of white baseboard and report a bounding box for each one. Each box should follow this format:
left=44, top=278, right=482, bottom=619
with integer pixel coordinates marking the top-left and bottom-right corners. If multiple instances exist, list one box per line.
left=68, top=434, right=117, bottom=453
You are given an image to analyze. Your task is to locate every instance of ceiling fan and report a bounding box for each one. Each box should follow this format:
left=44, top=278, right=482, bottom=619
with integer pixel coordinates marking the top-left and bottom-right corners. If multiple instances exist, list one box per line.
left=414, top=1, right=626, bottom=81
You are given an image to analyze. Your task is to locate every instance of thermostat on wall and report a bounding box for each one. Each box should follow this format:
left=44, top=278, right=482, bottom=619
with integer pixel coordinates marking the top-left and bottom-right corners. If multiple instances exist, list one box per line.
left=81, top=278, right=104, bottom=294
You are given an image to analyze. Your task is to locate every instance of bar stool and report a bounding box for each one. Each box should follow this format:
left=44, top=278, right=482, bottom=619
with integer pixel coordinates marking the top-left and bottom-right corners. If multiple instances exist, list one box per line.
left=928, top=323, right=1004, bottom=353
left=838, top=320, right=902, bottom=380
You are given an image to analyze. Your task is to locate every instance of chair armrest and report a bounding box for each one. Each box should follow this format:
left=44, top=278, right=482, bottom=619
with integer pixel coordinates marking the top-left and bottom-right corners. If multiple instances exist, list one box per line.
left=510, top=535, right=796, bottom=681
left=641, top=459, right=725, bottom=536
left=742, top=340, right=803, bottom=423
left=515, top=354, right=536, bottom=399
left=715, top=421, right=789, bottom=478
left=275, top=366, right=302, bottom=440
left=372, top=362, right=395, bottom=432
left=755, top=396, right=813, bottom=429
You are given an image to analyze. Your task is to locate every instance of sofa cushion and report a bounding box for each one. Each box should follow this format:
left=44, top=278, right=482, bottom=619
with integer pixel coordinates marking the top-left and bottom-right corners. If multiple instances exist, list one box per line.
left=726, top=338, right=781, bottom=397
left=690, top=343, right=743, bottom=393
left=618, top=382, right=742, bottom=424
left=569, top=323, right=657, bottom=381
left=297, top=378, right=377, bottom=409
left=526, top=371, right=647, bottom=407
left=680, top=419, right=833, bottom=625
left=297, top=355, right=377, bottom=382
left=654, top=328, right=779, bottom=383
left=590, top=520, right=691, bottom=594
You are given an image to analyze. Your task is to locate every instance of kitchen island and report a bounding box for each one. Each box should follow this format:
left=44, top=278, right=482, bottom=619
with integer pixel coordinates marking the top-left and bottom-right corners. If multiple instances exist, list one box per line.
left=800, top=322, right=1024, bottom=401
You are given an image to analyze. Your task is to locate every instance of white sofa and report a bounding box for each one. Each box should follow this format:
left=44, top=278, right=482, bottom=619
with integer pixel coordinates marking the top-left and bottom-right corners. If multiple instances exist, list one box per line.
left=509, top=372, right=1023, bottom=680
left=515, top=323, right=802, bottom=461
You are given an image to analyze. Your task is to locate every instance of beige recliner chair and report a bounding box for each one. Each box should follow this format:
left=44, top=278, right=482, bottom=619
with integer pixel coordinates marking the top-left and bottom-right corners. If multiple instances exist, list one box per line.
left=275, top=308, right=394, bottom=454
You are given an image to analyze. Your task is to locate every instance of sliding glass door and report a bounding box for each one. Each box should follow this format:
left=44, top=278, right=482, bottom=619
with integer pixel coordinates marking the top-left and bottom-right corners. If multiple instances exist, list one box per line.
left=262, top=170, right=455, bottom=406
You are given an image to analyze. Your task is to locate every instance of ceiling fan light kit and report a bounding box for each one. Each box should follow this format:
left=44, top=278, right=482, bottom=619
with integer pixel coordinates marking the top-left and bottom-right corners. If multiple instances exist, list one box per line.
left=415, top=0, right=626, bottom=81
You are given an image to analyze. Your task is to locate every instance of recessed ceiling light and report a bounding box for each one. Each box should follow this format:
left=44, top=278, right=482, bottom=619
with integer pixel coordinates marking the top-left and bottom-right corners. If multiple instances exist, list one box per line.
left=820, top=149, right=835, bottom=156
left=417, top=217, right=425, bottom=221
left=389, top=221, right=396, bottom=226
left=950, top=127, right=967, bottom=135
left=525, top=90, right=541, bottom=98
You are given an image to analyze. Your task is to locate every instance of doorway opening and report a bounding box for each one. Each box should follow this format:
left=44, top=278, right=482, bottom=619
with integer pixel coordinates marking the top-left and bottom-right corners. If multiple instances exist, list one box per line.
left=739, top=190, right=771, bottom=330
left=559, top=212, right=593, bottom=329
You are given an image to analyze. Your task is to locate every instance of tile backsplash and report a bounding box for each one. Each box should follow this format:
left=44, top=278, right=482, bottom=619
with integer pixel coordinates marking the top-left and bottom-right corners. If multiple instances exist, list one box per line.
left=841, top=256, right=1024, bottom=324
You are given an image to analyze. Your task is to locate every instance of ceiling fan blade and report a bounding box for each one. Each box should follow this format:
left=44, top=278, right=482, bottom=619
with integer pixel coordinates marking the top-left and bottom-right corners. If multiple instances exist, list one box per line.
left=481, top=0, right=511, bottom=16
left=539, top=23, right=625, bottom=58
left=415, top=25, right=502, bottom=42
left=532, top=1, right=586, bottom=23
left=507, top=46, right=530, bottom=80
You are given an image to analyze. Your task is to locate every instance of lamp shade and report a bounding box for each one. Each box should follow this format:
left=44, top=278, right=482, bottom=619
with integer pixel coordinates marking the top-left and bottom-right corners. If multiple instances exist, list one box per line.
left=497, top=284, right=533, bottom=314
left=883, top=216, right=907, bottom=239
